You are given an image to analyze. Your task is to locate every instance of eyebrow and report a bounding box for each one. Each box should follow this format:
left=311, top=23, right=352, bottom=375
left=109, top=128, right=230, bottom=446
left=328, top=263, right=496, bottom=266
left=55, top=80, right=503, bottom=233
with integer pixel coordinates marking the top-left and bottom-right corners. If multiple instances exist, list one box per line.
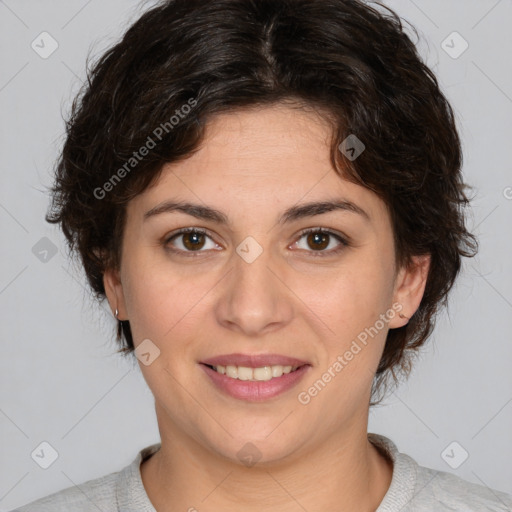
left=143, top=199, right=370, bottom=225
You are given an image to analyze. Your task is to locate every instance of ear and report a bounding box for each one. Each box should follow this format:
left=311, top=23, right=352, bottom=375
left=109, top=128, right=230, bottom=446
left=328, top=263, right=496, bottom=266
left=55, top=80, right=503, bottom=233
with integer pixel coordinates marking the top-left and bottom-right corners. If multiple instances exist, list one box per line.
left=103, top=266, right=128, bottom=321
left=388, top=254, right=431, bottom=329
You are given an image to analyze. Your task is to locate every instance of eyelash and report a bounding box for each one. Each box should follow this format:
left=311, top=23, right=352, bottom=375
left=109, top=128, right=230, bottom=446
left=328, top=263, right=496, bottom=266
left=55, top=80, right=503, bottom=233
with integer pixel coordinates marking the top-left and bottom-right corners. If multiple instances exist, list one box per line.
left=164, top=227, right=349, bottom=258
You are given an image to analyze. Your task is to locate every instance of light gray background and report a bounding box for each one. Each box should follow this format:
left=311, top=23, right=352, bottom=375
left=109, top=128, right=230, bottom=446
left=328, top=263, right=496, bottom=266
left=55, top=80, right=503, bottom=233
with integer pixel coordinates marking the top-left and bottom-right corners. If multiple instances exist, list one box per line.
left=1, top=0, right=511, bottom=509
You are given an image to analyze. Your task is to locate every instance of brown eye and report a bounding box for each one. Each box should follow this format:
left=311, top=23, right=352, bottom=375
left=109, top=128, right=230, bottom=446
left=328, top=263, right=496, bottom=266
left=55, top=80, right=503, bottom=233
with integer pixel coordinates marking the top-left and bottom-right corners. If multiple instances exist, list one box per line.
left=166, top=228, right=218, bottom=255
left=294, top=228, right=348, bottom=256
left=306, top=231, right=330, bottom=251
left=182, top=231, right=206, bottom=251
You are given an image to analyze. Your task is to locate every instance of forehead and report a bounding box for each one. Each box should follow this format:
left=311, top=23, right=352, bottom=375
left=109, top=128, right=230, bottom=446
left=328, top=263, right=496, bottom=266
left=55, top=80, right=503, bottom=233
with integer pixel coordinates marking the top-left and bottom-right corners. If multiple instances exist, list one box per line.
left=127, top=105, right=389, bottom=225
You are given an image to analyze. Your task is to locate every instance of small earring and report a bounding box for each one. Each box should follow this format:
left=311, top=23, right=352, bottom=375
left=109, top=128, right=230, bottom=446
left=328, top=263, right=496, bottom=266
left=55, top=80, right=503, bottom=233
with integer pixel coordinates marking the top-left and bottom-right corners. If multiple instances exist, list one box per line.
left=115, top=308, right=119, bottom=319
left=399, top=312, right=409, bottom=319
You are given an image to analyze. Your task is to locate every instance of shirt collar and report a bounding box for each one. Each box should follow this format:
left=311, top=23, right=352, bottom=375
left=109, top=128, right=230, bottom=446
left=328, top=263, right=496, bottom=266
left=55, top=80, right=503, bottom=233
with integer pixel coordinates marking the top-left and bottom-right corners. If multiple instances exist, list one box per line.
left=368, top=433, right=418, bottom=511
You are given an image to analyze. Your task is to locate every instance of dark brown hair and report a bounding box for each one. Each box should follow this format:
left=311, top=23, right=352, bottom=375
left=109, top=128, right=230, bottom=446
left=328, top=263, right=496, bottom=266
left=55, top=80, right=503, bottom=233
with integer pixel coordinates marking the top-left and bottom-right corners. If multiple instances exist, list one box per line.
left=47, top=0, right=477, bottom=400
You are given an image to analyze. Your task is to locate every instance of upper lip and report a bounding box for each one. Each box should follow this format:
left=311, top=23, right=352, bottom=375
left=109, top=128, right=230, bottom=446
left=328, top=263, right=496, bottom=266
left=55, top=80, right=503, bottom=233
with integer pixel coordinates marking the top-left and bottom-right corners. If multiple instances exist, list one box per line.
left=201, top=353, right=310, bottom=368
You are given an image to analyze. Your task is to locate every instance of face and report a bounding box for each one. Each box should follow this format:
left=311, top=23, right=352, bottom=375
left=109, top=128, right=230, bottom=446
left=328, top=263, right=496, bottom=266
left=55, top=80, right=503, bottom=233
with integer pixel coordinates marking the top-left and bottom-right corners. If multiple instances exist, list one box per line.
left=105, top=103, right=428, bottom=465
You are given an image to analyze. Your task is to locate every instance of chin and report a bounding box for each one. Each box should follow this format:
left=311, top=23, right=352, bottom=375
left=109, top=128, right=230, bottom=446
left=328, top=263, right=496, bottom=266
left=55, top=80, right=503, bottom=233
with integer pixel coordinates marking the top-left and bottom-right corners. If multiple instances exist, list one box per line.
left=200, top=426, right=306, bottom=468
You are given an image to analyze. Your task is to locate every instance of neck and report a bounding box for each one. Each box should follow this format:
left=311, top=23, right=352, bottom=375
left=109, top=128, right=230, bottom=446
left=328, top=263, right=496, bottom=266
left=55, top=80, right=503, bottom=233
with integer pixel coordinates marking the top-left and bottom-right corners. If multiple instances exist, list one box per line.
left=141, top=409, right=393, bottom=512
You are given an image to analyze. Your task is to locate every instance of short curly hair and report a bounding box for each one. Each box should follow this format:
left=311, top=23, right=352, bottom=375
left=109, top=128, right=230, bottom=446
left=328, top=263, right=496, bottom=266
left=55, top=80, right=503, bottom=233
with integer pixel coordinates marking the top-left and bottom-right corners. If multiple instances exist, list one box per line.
left=47, top=0, right=477, bottom=399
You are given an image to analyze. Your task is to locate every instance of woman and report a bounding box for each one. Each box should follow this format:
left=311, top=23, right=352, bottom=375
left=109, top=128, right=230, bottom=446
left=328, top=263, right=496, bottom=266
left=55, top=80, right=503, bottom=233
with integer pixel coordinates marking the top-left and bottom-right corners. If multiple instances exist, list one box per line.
left=12, top=0, right=512, bottom=510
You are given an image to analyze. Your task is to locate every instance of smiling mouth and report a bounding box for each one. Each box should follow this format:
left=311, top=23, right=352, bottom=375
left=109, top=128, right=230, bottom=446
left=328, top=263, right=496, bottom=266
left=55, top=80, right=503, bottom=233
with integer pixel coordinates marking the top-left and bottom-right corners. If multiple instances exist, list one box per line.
left=204, top=364, right=304, bottom=381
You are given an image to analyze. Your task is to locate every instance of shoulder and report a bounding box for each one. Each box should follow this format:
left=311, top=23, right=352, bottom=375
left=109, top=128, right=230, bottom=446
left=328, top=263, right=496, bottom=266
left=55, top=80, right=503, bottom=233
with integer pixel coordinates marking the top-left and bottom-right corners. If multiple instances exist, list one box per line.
left=369, top=433, right=512, bottom=512
left=9, top=443, right=161, bottom=512
left=9, top=471, right=119, bottom=512
left=412, top=464, right=512, bottom=512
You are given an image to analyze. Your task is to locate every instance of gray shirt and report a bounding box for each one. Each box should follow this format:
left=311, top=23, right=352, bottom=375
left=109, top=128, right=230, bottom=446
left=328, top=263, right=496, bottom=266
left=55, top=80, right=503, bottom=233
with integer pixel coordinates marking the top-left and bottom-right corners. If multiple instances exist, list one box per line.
left=10, top=434, right=512, bottom=511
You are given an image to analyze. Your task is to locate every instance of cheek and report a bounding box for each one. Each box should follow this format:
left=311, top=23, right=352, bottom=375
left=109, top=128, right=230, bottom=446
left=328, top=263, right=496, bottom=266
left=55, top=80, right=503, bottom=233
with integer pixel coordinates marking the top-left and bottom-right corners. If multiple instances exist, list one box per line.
left=120, top=257, right=209, bottom=397
left=302, top=252, right=394, bottom=337
left=120, top=254, right=215, bottom=346
left=299, top=251, right=395, bottom=401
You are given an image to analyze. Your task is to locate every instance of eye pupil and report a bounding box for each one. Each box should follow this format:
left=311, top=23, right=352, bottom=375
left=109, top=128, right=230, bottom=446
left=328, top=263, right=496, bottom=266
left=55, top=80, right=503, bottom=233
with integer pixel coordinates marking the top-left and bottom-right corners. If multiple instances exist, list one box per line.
left=183, top=232, right=205, bottom=250
left=308, top=232, right=329, bottom=250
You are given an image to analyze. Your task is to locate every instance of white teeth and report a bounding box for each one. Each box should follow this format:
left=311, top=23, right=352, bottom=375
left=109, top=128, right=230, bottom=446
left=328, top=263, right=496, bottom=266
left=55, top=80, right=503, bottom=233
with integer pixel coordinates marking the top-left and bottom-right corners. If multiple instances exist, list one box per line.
left=226, top=365, right=237, bottom=378
left=237, top=366, right=253, bottom=381
left=253, top=366, right=273, bottom=381
left=212, top=364, right=300, bottom=381
left=271, top=365, right=283, bottom=378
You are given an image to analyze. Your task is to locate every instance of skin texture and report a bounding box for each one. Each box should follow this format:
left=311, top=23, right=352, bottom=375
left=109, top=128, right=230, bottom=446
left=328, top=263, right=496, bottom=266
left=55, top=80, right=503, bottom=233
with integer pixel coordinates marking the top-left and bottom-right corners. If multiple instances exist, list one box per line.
left=104, top=104, right=430, bottom=511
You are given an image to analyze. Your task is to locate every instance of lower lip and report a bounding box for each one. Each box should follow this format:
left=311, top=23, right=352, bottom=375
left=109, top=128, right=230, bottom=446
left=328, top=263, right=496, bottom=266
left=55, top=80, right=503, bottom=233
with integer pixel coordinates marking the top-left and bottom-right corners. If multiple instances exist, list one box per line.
left=200, top=364, right=310, bottom=401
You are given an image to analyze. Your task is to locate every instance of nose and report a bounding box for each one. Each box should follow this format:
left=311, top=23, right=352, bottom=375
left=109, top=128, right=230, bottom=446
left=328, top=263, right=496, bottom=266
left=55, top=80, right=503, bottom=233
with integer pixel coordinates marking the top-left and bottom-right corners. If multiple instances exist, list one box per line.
left=214, top=240, right=294, bottom=337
